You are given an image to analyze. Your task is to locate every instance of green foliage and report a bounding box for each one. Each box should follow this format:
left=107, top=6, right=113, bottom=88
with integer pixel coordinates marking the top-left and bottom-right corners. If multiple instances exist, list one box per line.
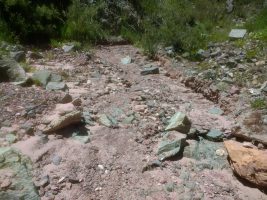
left=0, top=0, right=266, bottom=56
left=63, top=0, right=107, bottom=43
left=21, top=62, right=35, bottom=73
left=0, top=0, right=70, bottom=43
left=246, top=8, right=267, bottom=41
left=250, top=98, right=267, bottom=110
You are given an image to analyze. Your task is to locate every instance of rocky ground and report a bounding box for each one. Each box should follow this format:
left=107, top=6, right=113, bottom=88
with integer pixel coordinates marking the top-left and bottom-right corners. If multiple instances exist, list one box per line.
left=0, top=42, right=266, bottom=200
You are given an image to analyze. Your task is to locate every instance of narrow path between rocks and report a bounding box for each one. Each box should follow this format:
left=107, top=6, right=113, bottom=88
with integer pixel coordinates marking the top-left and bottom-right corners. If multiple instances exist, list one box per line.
left=2, top=45, right=266, bottom=200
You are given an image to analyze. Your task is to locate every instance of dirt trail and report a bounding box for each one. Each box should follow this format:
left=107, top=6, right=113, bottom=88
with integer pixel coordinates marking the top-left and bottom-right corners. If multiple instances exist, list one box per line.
left=8, top=45, right=267, bottom=200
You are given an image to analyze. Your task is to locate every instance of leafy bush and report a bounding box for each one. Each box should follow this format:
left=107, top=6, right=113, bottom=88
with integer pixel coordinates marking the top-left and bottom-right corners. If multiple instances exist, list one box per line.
left=0, top=0, right=70, bottom=43
left=0, top=0, right=266, bottom=56
left=251, top=98, right=267, bottom=109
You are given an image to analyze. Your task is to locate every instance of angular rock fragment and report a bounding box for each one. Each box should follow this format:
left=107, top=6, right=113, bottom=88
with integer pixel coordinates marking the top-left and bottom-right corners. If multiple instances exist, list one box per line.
left=157, top=131, right=186, bottom=161
left=206, top=129, right=224, bottom=142
left=229, top=29, right=247, bottom=39
left=121, top=56, right=131, bottom=64
left=165, top=112, right=191, bottom=133
left=224, top=140, right=267, bottom=187
left=43, top=111, right=82, bottom=133
left=98, top=114, right=117, bottom=127
left=141, top=64, right=160, bottom=75
left=32, top=70, right=51, bottom=86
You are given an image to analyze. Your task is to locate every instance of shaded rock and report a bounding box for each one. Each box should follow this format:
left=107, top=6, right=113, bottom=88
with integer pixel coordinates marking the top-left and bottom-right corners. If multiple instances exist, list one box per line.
left=229, top=29, right=247, bottom=39
left=224, top=140, right=267, bottom=187
left=60, top=93, right=73, bottom=104
left=27, top=51, right=43, bottom=59
left=196, top=49, right=210, bottom=59
left=14, top=77, right=34, bottom=87
left=0, top=147, right=39, bottom=199
left=141, top=64, right=160, bottom=75
left=142, top=160, right=162, bottom=172
left=46, top=82, right=68, bottom=91
left=165, top=112, right=191, bottom=133
left=183, top=138, right=228, bottom=170
left=10, top=51, right=25, bottom=62
left=0, top=58, right=26, bottom=82
left=157, top=131, right=186, bottom=161
left=32, top=70, right=51, bottom=86
left=82, top=112, right=94, bottom=126
left=35, top=175, right=49, bottom=187
left=72, top=98, right=82, bottom=106
left=43, top=111, right=82, bottom=133
left=72, top=135, right=90, bottom=144
left=121, top=56, right=131, bottom=64
left=206, top=129, right=224, bottom=141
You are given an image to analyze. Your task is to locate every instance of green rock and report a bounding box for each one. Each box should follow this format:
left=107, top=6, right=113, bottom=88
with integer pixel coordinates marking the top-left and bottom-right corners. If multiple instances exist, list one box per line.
left=165, top=182, right=176, bottom=192
left=157, top=132, right=186, bottom=161
left=123, top=115, right=135, bottom=124
left=140, top=64, right=159, bottom=75
left=32, top=70, right=51, bottom=86
left=5, top=134, right=17, bottom=144
left=50, top=74, right=62, bottom=82
left=183, top=138, right=228, bottom=170
left=165, top=112, right=191, bottom=133
left=0, top=58, right=27, bottom=82
left=206, top=129, right=224, bottom=141
left=99, top=114, right=117, bottom=127
left=83, top=112, right=94, bottom=125
left=10, top=51, right=26, bottom=62
left=46, top=82, right=68, bottom=91
left=0, top=147, right=40, bottom=200
left=72, top=135, right=90, bottom=144
left=208, top=107, right=223, bottom=115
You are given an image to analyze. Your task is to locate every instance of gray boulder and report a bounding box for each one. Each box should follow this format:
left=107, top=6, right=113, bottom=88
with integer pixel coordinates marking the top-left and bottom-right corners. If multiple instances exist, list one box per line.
left=32, top=70, right=52, bottom=86
left=0, top=58, right=27, bottom=82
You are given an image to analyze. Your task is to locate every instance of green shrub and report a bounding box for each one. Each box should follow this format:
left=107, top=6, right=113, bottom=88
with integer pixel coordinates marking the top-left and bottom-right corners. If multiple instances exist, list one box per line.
left=63, top=0, right=107, bottom=43
left=251, top=98, right=267, bottom=109
left=0, top=0, right=71, bottom=43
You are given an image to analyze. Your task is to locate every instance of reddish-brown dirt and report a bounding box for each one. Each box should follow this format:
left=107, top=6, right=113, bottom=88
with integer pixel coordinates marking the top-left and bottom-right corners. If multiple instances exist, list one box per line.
left=1, top=45, right=266, bottom=200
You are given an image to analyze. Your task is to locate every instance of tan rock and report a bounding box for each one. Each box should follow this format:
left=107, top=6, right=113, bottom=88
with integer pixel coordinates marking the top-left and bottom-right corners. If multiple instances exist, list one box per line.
left=224, top=140, right=267, bottom=187
left=43, top=111, right=82, bottom=133
left=55, top=103, right=76, bottom=115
